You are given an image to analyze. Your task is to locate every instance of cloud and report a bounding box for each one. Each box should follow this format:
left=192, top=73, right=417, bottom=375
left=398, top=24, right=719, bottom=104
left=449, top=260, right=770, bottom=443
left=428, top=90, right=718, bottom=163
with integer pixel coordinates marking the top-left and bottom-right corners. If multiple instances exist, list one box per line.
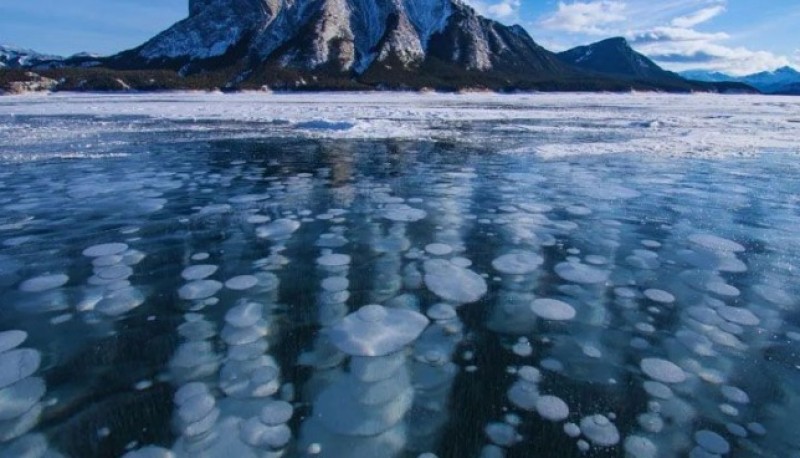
left=630, top=27, right=729, bottom=44
left=533, top=0, right=794, bottom=75
left=539, top=1, right=627, bottom=35
left=468, top=0, right=522, bottom=21
left=670, top=4, right=725, bottom=28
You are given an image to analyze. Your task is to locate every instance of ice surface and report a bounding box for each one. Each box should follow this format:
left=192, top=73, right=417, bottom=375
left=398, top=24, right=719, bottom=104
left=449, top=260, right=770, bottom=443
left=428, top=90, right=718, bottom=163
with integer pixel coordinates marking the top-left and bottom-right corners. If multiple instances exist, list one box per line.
left=1, top=92, right=799, bottom=458
left=2, top=92, right=799, bottom=162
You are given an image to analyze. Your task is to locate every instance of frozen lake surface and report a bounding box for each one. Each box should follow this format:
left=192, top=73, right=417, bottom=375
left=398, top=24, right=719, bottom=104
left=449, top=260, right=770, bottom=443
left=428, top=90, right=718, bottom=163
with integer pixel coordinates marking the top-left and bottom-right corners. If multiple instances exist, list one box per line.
left=0, top=93, right=799, bottom=458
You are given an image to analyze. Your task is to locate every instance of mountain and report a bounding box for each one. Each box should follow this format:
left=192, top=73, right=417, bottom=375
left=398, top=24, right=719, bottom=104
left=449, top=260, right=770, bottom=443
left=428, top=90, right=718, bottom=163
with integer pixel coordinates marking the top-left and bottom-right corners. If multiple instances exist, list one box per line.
left=104, top=0, right=575, bottom=90
left=681, top=66, right=800, bottom=94
left=557, top=37, right=686, bottom=83
left=0, top=45, right=62, bottom=69
left=0, top=1, right=765, bottom=93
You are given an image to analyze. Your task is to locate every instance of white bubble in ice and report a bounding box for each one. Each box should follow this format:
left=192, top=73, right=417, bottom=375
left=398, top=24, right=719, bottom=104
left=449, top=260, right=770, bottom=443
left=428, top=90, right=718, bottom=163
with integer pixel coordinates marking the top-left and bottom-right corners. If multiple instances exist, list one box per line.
left=179, top=280, right=223, bottom=300
left=640, top=358, right=687, bottom=384
left=706, top=281, right=740, bottom=297
left=0, top=376, right=45, bottom=421
left=321, top=276, right=349, bottom=292
left=554, top=262, right=608, bottom=284
left=530, top=299, right=576, bottom=321
left=256, top=219, right=300, bottom=240
left=93, top=255, right=123, bottom=267
left=717, top=306, right=760, bottom=326
left=427, top=303, right=457, bottom=321
left=328, top=305, right=429, bottom=357
left=721, top=385, right=750, bottom=404
left=726, top=423, right=747, bottom=438
left=643, top=381, right=674, bottom=400
left=19, top=274, right=68, bottom=292
left=225, top=275, right=258, bottom=291
left=485, top=422, right=519, bottom=447
left=174, top=382, right=209, bottom=406
left=579, top=414, right=620, bottom=447
left=0, top=331, right=27, bottom=354
left=492, top=252, right=544, bottom=275
left=624, top=435, right=657, bottom=458
left=181, top=265, right=218, bottom=281
left=748, top=422, right=766, bottom=436
left=259, top=400, right=294, bottom=426
left=82, top=243, right=129, bottom=258
left=96, top=287, right=145, bottom=317
left=508, top=380, right=539, bottom=411
left=317, top=254, right=351, bottom=267
left=688, top=234, right=745, bottom=253
left=426, top=244, right=453, bottom=256
left=0, top=348, right=41, bottom=390
left=191, top=253, right=210, bottom=262
left=518, top=366, right=542, bottom=383
left=564, top=422, right=581, bottom=438
left=382, top=204, right=427, bottom=222
left=644, top=289, right=675, bottom=304
left=694, top=430, right=730, bottom=455
left=424, top=259, right=487, bottom=304
left=535, top=395, right=569, bottom=421
left=225, top=302, right=262, bottom=328
left=178, top=393, right=216, bottom=424
left=95, top=265, right=133, bottom=281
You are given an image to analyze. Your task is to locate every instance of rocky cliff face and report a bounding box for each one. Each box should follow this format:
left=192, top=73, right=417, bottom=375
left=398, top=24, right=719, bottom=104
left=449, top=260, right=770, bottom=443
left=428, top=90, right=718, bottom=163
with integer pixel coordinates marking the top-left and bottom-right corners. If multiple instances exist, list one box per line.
left=116, top=0, right=568, bottom=82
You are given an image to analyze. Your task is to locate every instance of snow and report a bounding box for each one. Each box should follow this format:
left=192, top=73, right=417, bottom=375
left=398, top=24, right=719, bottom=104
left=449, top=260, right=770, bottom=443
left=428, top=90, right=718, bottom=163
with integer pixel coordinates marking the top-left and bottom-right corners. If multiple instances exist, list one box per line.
left=1, top=92, right=799, bottom=160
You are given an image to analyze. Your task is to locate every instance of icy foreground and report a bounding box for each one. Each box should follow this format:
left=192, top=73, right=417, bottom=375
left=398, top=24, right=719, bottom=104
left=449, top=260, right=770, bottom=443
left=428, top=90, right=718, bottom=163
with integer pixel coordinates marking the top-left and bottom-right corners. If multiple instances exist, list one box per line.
left=1, top=93, right=800, bottom=458
left=1, top=92, right=800, bottom=161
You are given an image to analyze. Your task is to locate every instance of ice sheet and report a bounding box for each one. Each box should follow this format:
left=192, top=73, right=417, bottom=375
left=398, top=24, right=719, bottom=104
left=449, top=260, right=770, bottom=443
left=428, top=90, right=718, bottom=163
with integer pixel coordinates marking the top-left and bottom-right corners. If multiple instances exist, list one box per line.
left=1, top=91, right=799, bottom=159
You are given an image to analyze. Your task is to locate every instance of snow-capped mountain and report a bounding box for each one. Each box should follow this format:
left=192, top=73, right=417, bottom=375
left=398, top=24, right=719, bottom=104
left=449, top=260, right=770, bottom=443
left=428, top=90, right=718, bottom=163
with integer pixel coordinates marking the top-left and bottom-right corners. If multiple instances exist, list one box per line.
left=681, top=66, right=800, bottom=94
left=0, top=45, right=62, bottom=69
left=110, top=0, right=569, bottom=87
left=557, top=37, right=681, bottom=82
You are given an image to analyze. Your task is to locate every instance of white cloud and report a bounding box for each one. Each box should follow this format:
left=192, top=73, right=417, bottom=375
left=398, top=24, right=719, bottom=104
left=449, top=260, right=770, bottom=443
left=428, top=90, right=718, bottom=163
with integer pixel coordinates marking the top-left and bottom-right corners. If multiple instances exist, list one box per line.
left=539, top=1, right=627, bottom=35
left=468, top=0, right=522, bottom=21
left=670, top=4, right=725, bottom=28
left=532, top=0, right=794, bottom=75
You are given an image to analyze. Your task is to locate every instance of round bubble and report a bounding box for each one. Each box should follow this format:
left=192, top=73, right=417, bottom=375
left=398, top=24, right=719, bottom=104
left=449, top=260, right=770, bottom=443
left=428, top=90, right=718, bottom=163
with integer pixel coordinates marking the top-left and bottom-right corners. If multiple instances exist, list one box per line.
left=554, top=262, right=608, bottom=284
left=492, top=252, right=544, bottom=275
left=579, top=414, right=620, bottom=446
left=694, top=430, right=730, bottom=455
left=328, top=305, right=429, bottom=357
left=641, top=358, right=686, bottom=384
left=530, top=298, right=576, bottom=321
left=0, top=349, right=41, bottom=390
left=19, top=274, right=68, bottom=292
left=424, top=259, right=487, bottom=304
left=0, top=331, right=27, bottom=354
left=181, top=265, right=218, bottom=281
left=83, top=243, right=129, bottom=258
left=225, top=275, right=259, bottom=291
left=644, top=289, right=675, bottom=304
left=535, top=395, right=570, bottom=421
left=179, top=280, right=223, bottom=301
left=260, top=400, right=294, bottom=426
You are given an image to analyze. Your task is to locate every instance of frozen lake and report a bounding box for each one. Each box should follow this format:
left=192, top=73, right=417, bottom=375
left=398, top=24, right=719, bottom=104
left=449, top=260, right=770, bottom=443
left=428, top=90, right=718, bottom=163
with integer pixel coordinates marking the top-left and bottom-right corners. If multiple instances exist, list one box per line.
left=0, top=93, right=799, bottom=458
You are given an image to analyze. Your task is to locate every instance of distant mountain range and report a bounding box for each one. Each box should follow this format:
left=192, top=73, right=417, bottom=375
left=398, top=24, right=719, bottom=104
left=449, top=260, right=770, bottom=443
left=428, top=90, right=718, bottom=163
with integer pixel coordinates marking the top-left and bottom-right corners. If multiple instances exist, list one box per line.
left=681, top=66, right=800, bottom=95
left=0, top=0, right=762, bottom=94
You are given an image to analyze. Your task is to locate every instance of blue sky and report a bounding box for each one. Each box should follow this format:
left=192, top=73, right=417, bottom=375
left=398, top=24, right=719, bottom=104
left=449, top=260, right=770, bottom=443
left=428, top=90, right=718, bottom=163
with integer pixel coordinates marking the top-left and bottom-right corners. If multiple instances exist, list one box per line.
left=1, top=0, right=797, bottom=75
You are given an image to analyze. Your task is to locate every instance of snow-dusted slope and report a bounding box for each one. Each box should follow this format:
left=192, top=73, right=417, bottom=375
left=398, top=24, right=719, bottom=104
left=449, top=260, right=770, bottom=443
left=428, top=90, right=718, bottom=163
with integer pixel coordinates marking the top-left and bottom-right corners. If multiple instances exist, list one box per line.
left=0, top=45, right=62, bottom=69
left=681, top=66, right=800, bottom=94
left=119, top=0, right=564, bottom=79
